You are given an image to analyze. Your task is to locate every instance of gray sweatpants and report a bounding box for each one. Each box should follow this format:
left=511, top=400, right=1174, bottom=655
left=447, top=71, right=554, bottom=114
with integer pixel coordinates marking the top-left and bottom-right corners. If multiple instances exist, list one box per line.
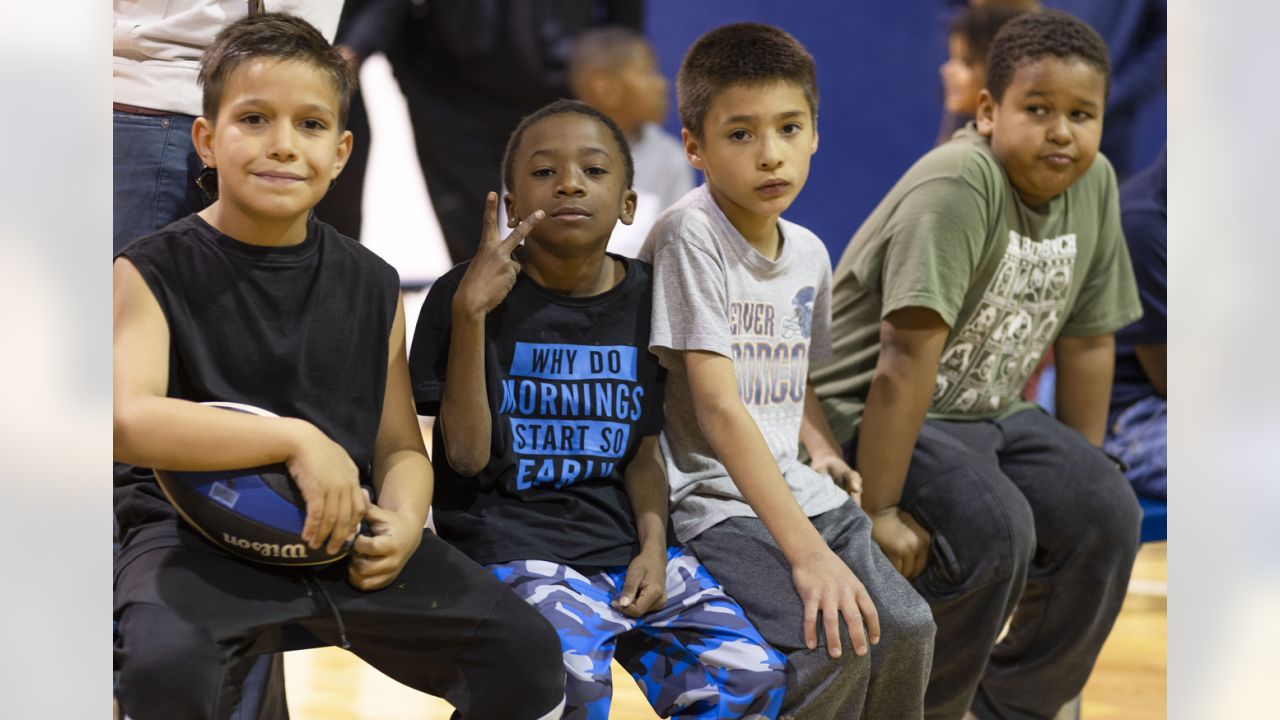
left=685, top=501, right=935, bottom=720
left=855, top=408, right=1142, bottom=720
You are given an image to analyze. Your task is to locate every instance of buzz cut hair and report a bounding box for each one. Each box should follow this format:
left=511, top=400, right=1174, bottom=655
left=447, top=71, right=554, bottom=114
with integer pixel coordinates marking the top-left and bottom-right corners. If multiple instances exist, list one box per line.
left=677, top=22, right=819, bottom=139
left=501, top=99, right=635, bottom=192
left=198, top=13, right=356, bottom=129
left=985, top=9, right=1111, bottom=102
left=568, top=26, right=650, bottom=94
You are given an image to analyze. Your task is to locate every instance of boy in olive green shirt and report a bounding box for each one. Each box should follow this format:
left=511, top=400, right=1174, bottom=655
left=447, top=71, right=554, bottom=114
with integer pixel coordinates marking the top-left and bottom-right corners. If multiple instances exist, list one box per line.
left=811, top=12, right=1143, bottom=720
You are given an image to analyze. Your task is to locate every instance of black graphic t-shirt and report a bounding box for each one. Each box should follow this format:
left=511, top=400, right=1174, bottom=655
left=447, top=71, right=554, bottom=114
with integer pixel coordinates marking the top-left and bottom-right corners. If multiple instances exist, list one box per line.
left=409, top=256, right=667, bottom=566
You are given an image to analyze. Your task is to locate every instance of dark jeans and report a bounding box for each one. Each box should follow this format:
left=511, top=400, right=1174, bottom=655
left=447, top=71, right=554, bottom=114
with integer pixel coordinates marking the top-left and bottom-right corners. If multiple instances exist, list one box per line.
left=848, top=408, right=1141, bottom=720
left=112, top=110, right=207, bottom=253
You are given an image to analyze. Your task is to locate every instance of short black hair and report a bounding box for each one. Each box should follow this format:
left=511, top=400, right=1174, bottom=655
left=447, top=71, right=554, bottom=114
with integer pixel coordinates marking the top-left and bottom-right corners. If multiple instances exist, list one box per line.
left=501, top=99, right=635, bottom=192
left=198, top=13, right=356, bottom=128
left=677, top=23, right=819, bottom=139
left=949, top=6, right=1029, bottom=67
left=985, top=10, right=1111, bottom=102
left=568, top=26, right=649, bottom=94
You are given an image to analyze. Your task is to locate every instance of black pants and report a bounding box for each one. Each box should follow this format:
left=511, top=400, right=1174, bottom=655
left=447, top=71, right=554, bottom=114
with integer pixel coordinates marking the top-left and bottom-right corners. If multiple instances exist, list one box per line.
left=848, top=408, right=1141, bottom=720
left=114, top=523, right=564, bottom=720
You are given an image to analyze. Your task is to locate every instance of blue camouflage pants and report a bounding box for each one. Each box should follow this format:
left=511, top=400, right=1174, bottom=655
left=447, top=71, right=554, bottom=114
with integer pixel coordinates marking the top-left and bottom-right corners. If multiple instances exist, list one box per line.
left=489, top=547, right=786, bottom=719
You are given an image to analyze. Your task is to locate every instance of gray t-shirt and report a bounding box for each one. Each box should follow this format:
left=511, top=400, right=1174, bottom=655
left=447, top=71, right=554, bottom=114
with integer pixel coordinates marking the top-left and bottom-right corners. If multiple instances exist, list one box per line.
left=811, top=126, right=1142, bottom=441
left=640, top=185, right=850, bottom=542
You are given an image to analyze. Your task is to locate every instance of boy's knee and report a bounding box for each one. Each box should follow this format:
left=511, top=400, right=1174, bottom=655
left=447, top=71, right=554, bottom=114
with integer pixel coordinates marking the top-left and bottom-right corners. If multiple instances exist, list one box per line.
left=1085, top=467, right=1143, bottom=559
left=881, top=594, right=937, bottom=650
left=489, top=593, right=566, bottom=712
left=915, top=467, right=1036, bottom=594
left=116, top=605, right=222, bottom=720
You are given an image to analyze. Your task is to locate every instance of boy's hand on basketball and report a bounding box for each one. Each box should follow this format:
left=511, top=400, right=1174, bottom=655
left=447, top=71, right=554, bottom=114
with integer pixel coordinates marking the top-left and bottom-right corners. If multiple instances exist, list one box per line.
left=348, top=500, right=423, bottom=591
left=454, top=192, right=543, bottom=317
left=811, top=455, right=862, bottom=507
left=286, top=422, right=368, bottom=554
left=614, top=544, right=667, bottom=618
left=870, top=506, right=931, bottom=579
left=792, top=547, right=881, bottom=659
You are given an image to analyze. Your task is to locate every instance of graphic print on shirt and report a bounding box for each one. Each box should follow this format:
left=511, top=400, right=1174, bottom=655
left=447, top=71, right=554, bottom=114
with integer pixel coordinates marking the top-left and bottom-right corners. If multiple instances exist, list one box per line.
left=781, top=286, right=817, bottom=340
left=933, top=231, right=1077, bottom=414
left=500, top=342, right=646, bottom=490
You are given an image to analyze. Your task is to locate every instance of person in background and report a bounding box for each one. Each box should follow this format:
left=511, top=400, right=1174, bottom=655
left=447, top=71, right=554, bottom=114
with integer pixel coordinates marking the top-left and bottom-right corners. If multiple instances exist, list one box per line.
left=569, top=26, right=695, bottom=257
left=384, top=0, right=643, bottom=263
left=936, top=4, right=1030, bottom=145
left=1106, top=147, right=1166, bottom=500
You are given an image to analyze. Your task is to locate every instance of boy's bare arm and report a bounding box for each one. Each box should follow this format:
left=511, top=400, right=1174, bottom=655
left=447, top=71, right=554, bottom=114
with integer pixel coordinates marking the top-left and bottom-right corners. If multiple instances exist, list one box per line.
left=800, top=383, right=861, bottom=503
left=857, top=307, right=949, bottom=579
left=113, top=258, right=365, bottom=553
left=1054, top=333, right=1116, bottom=446
left=685, top=350, right=880, bottom=658
left=438, top=193, right=542, bottom=475
left=351, top=294, right=432, bottom=590
left=615, top=435, right=670, bottom=617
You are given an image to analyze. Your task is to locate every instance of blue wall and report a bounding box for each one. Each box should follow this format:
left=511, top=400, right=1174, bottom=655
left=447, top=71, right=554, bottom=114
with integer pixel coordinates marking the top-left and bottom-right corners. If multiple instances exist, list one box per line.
left=644, top=1, right=1166, bottom=263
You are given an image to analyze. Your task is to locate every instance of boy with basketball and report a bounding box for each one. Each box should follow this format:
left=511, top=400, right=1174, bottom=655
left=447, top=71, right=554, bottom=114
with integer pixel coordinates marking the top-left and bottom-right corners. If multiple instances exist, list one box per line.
left=638, top=23, right=935, bottom=719
left=409, top=99, right=787, bottom=719
left=112, top=14, right=565, bottom=719
left=811, top=11, right=1143, bottom=718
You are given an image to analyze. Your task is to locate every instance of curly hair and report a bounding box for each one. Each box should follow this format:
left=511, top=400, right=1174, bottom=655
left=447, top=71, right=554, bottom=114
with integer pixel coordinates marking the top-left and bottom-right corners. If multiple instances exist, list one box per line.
left=985, top=10, right=1111, bottom=102
left=501, top=99, right=635, bottom=192
left=199, top=13, right=356, bottom=129
left=677, top=23, right=818, bottom=139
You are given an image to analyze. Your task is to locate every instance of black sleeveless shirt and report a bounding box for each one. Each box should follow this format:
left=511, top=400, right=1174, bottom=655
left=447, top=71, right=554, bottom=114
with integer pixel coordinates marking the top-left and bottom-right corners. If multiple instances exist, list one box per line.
left=114, top=214, right=399, bottom=542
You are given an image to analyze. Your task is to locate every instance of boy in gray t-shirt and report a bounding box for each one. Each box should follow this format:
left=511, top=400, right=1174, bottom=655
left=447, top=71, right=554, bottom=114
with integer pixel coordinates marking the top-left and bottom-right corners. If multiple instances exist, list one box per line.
left=639, top=23, right=934, bottom=720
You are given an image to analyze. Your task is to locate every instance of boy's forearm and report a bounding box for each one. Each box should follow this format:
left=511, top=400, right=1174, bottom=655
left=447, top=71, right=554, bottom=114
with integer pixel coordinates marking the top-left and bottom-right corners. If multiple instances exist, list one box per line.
left=624, top=441, right=669, bottom=553
left=857, top=309, right=948, bottom=513
left=114, top=395, right=311, bottom=471
left=697, top=396, right=829, bottom=562
left=800, top=382, right=843, bottom=461
left=372, top=448, right=432, bottom=527
left=438, top=306, right=492, bottom=475
left=1054, top=334, right=1115, bottom=446
left=857, top=366, right=935, bottom=513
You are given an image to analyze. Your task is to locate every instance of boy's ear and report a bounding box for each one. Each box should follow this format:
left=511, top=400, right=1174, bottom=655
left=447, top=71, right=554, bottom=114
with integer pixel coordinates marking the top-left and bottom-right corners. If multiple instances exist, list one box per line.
left=618, top=188, right=638, bottom=225
left=192, top=116, right=216, bottom=167
left=810, top=115, right=820, bottom=155
left=330, top=129, right=354, bottom=178
left=503, top=192, right=518, bottom=227
left=975, top=89, right=997, bottom=137
left=681, top=128, right=705, bottom=171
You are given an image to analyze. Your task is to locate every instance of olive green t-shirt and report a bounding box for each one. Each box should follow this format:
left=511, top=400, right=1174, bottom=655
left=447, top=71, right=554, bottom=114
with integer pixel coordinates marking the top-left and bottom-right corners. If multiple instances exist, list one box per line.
left=811, top=126, right=1142, bottom=441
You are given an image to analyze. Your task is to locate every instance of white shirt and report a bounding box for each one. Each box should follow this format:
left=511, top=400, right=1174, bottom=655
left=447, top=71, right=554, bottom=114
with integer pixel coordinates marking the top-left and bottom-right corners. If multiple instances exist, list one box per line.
left=113, top=0, right=343, bottom=116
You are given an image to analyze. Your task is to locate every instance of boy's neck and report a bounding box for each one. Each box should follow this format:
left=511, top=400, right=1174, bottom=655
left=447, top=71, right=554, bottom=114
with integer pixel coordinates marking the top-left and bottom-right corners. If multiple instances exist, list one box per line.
left=518, top=243, right=622, bottom=297
left=198, top=203, right=310, bottom=247
left=708, top=186, right=784, bottom=261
